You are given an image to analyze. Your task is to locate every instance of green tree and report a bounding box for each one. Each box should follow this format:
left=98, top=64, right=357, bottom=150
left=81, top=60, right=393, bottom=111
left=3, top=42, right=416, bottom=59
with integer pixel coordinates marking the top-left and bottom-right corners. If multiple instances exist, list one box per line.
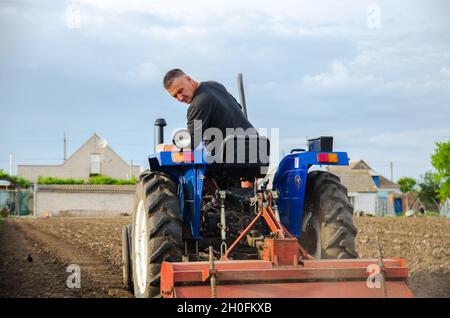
left=431, top=141, right=450, bottom=201
left=417, top=171, right=440, bottom=210
left=397, top=177, right=417, bottom=193
left=0, top=169, right=31, bottom=188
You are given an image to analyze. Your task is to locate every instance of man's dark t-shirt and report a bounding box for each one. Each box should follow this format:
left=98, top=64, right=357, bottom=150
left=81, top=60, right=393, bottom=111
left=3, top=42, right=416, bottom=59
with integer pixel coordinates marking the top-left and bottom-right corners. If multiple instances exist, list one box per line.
left=187, top=81, right=256, bottom=149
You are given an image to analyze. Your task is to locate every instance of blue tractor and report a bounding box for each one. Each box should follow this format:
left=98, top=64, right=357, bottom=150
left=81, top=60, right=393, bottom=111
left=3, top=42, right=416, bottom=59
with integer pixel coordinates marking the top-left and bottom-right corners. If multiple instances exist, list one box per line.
left=122, top=75, right=362, bottom=298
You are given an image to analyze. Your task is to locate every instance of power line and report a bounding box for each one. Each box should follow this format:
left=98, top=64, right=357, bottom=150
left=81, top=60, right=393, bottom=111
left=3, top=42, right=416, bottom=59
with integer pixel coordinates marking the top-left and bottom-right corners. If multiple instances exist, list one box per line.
left=0, top=139, right=153, bottom=147
left=0, top=158, right=63, bottom=160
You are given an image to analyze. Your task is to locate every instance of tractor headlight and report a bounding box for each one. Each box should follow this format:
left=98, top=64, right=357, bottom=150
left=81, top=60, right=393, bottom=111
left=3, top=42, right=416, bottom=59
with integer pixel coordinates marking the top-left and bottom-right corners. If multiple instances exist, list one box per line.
left=172, top=129, right=191, bottom=149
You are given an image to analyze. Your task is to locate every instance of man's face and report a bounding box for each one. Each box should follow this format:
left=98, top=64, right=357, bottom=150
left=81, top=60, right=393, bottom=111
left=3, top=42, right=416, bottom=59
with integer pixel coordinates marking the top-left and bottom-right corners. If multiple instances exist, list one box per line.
left=167, top=76, right=197, bottom=104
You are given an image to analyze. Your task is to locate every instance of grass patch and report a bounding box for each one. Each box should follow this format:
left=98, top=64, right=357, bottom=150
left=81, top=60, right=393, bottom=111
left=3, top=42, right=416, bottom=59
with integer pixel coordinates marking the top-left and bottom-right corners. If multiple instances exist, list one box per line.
left=88, top=175, right=137, bottom=185
left=37, top=175, right=137, bottom=185
left=37, top=176, right=85, bottom=185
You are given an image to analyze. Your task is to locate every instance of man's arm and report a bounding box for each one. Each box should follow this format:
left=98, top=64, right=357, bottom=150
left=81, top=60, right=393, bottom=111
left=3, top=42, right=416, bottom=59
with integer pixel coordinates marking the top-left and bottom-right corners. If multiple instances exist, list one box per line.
left=187, top=101, right=214, bottom=149
left=230, top=94, right=243, bottom=111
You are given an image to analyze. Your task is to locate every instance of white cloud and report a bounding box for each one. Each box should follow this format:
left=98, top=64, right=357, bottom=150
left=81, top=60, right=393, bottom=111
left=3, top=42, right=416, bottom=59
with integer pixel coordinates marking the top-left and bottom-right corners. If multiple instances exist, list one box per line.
left=141, top=25, right=210, bottom=43
left=122, top=62, right=161, bottom=84
left=441, top=67, right=450, bottom=76
left=301, top=61, right=377, bottom=88
left=303, top=62, right=349, bottom=85
left=368, top=129, right=450, bottom=149
left=77, top=0, right=365, bottom=24
left=75, top=0, right=371, bottom=41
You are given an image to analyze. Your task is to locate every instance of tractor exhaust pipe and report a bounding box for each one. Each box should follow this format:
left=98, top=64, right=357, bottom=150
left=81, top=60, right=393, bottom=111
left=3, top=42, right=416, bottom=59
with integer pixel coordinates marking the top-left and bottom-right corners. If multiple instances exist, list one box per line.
left=154, top=118, right=167, bottom=152
left=237, top=73, right=248, bottom=119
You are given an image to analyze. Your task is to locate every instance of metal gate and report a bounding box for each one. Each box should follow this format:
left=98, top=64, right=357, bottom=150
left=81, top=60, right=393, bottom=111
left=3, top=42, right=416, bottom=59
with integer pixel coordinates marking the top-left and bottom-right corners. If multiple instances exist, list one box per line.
left=0, top=189, right=33, bottom=216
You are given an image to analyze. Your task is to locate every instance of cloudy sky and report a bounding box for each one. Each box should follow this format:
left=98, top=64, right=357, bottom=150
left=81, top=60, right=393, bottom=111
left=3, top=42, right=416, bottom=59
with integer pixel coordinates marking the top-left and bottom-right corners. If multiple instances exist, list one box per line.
left=1, top=0, right=449, bottom=181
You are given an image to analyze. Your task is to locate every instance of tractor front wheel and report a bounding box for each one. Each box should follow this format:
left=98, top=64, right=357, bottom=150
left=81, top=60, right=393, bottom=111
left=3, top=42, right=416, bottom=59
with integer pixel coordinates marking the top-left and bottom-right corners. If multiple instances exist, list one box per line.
left=131, top=171, right=183, bottom=298
left=301, top=171, right=358, bottom=259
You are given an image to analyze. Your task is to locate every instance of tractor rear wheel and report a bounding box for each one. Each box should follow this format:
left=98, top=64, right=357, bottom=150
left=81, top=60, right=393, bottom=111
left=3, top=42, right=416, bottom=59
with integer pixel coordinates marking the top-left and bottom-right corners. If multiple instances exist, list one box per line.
left=301, top=171, right=358, bottom=259
left=131, top=171, right=183, bottom=298
left=122, top=224, right=133, bottom=291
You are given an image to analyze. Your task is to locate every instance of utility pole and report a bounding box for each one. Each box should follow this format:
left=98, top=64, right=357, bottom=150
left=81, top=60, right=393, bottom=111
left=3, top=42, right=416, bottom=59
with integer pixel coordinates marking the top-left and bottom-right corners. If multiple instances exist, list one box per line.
left=64, top=132, right=67, bottom=161
left=390, top=161, right=393, bottom=181
left=129, top=160, right=133, bottom=179
left=9, top=153, right=13, bottom=175
left=33, top=182, right=37, bottom=218
left=406, top=192, right=409, bottom=211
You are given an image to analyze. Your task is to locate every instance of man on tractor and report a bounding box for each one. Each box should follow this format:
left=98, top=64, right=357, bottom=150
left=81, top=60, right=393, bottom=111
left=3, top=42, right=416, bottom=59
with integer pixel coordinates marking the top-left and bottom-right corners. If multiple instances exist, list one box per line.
left=121, top=72, right=414, bottom=299
left=163, top=68, right=257, bottom=150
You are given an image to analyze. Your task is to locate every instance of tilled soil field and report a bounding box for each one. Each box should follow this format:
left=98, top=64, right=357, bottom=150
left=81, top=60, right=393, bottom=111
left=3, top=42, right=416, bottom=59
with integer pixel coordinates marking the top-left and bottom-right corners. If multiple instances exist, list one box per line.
left=355, top=216, right=450, bottom=297
left=0, top=216, right=449, bottom=298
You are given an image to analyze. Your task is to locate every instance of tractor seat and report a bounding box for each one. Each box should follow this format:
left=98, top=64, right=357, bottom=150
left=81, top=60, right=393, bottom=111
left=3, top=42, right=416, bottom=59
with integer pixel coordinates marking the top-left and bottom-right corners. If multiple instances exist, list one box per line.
left=205, top=135, right=270, bottom=179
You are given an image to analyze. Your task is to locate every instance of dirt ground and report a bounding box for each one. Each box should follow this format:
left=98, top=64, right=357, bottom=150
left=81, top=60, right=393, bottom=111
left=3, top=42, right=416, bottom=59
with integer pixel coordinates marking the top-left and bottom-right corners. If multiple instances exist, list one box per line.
left=0, top=215, right=449, bottom=298
left=354, top=216, right=450, bottom=297
left=0, top=217, right=132, bottom=298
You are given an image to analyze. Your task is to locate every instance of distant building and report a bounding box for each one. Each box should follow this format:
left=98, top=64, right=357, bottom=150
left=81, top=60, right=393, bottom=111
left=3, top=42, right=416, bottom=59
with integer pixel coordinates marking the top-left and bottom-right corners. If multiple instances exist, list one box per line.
left=327, top=160, right=404, bottom=216
left=0, top=180, right=12, bottom=212
left=34, top=184, right=135, bottom=217
left=0, top=180, right=32, bottom=216
left=440, top=198, right=450, bottom=218
left=17, top=134, right=141, bottom=183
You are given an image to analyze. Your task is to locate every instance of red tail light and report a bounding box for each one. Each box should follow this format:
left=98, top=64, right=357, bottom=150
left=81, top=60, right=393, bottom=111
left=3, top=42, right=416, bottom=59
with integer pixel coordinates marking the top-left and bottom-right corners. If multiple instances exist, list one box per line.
left=317, top=153, right=338, bottom=163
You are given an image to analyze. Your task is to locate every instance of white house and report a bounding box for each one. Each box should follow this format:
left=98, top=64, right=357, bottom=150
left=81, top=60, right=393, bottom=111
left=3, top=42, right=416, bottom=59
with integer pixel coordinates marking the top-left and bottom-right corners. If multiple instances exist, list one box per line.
left=327, top=160, right=402, bottom=216
left=17, top=134, right=141, bottom=182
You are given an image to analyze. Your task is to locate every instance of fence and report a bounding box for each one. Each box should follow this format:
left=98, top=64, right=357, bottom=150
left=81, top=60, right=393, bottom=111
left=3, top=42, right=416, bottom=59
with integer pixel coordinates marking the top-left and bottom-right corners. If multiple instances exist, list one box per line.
left=0, top=189, right=33, bottom=216
left=440, top=199, right=450, bottom=217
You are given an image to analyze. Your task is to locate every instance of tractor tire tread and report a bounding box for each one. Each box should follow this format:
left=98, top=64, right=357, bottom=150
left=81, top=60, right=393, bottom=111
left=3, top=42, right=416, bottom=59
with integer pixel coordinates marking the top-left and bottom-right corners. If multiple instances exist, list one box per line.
left=132, top=171, right=182, bottom=298
left=306, top=171, right=359, bottom=259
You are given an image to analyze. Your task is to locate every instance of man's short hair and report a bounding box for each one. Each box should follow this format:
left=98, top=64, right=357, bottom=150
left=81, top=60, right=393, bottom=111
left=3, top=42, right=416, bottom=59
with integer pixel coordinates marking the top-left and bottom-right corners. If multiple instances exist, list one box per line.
left=163, top=69, right=186, bottom=89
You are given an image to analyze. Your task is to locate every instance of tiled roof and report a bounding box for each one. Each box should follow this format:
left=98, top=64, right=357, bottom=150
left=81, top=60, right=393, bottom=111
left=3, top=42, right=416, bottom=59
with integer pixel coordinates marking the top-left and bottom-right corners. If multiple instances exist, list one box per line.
left=350, top=160, right=371, bottom=170
left=350, top=160, right=378, bottom=176
left=327, top=167, right=378, bottom=192
left=378, top=175, right=400, bottom=189
left=37, top=184, right=136, bottom=193
left=328, top=159, right=399, bottom=192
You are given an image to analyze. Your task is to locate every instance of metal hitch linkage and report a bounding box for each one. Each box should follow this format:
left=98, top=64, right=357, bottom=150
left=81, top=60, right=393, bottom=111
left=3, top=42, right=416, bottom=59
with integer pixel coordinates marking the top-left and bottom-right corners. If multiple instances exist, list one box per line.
left=221, top=191, right=313, bottom=263
left=218, top=191, right=228, bottom=257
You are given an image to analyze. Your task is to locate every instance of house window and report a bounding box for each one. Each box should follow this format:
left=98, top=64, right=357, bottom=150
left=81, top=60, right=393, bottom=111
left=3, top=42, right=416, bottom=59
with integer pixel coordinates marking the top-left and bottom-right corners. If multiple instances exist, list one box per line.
left=90, top=154, right=101, bottom=176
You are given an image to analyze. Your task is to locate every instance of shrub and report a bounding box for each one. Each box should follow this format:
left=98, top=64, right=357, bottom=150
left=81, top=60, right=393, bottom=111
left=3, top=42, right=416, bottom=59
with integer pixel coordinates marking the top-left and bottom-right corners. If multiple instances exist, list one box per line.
left=37, top=175, right=137, bottom=185
left=37, top=176, right=85, bottom=185
left=1, top=208, right=8, bottom=218
left=88, top=175, right=137, bottom=185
